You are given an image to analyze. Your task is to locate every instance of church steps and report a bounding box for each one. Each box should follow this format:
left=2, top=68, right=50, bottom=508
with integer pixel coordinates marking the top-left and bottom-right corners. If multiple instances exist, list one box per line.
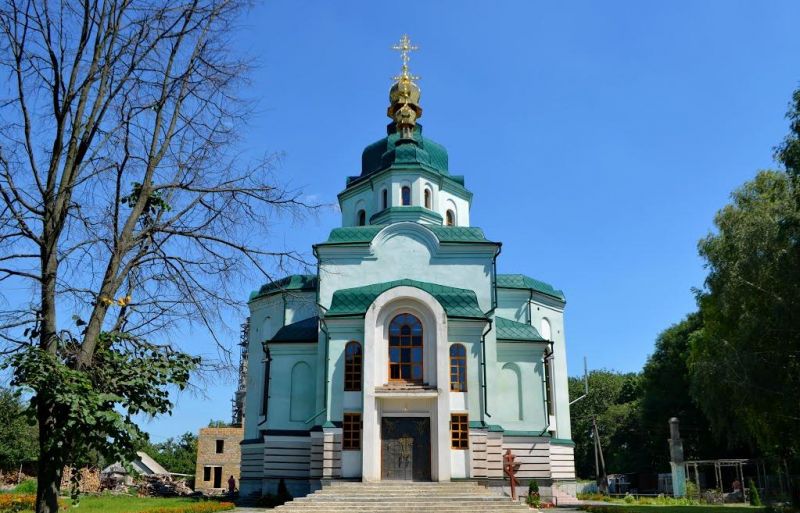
left=273, top=481, right=530, bottom=512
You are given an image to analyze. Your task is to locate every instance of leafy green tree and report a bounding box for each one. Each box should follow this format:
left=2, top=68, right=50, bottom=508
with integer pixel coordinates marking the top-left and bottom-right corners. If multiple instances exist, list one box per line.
left=569, top=370, right=645, bottom=477
left=637, top=313, right=734, bottom=471
left=691, top=168, right=800, bottom=463
left=0, top=388, right=39, bottom=470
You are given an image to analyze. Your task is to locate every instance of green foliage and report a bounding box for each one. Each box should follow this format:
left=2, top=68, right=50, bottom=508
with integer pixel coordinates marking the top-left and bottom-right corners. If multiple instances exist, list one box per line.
left=637, top=314, right=734, bottom=471
left=775, top=87, right=800, bottom=178
left=527, top=480, right=541, bottom=508
left=750, top=480, right=762, bottom=507
left=569, top=370, right=645, bottom=477
left=691, top=169, right=800, bottom=459
left=3, top=331, right=198, bottom=469
left=0, top=388, right=38, bottom=469
left=12, top=479, right=37, bottom=494
left=207, top=420, right=229, bottom=428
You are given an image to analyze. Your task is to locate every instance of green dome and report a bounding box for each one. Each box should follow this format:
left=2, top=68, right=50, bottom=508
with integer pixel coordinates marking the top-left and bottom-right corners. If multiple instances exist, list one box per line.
left=360, top=123, right=449, bottom=177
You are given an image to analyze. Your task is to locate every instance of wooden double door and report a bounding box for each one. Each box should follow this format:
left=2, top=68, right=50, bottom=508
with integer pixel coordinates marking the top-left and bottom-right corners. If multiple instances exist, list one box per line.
left=381, top=417, right=431, bottom=481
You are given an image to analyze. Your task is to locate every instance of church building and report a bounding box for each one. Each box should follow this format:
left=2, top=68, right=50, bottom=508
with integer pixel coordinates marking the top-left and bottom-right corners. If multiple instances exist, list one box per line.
left=240, top=36, right=576, bottom=499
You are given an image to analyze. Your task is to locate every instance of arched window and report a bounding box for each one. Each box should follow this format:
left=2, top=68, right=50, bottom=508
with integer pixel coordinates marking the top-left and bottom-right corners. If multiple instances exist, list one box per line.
left=344, top=341, right=362, bottom=391
left=357, top=209, right=366, bottom=226
left=388, top=313, right=423, bottom=382
left=424, top=188, right=431, bottom=209
left=401, top=186, right=411, bottom=206
left=381, top=189, right=388, bottom=210
left=445, top=209, right=456, bottom=226
left=449, top=344, right=467, bottom=392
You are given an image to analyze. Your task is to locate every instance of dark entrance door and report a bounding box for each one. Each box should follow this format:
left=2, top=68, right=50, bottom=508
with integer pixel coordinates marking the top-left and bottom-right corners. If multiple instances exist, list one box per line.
left=213, top=466, right=222, bottom=488
left=381, top=417, right=431, bottom=481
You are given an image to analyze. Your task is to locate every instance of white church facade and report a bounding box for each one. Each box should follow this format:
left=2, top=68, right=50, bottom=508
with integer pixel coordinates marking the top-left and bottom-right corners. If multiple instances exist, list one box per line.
left=240, top=36, right=577, bottom=499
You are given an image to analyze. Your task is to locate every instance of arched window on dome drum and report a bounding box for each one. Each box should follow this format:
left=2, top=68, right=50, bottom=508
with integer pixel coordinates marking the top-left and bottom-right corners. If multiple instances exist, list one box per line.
left=382, top=189, right=388, bottom=210
left=357, top=210, right=366, bottom=226
left=344, top=341, right=362, bottom=391
left=401, top=186, right=411, bottom=206
left=388, top=313, right=423, bottom=382
left=449, top=344, right=467, bottom=392
left=446, top=209, right=456, bottom=226
left=424, top=189, right=431, bottom=209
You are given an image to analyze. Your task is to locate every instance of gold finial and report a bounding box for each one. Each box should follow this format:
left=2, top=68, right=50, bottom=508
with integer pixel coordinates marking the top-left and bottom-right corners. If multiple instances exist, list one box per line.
left=388, top=34, right=422, bottom=138
left=392, top=34, right=420, bottom=82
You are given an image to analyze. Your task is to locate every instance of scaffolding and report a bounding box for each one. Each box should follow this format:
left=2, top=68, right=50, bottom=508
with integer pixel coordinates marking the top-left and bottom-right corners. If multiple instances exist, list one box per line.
left=230, top=318, right=249, bottom=427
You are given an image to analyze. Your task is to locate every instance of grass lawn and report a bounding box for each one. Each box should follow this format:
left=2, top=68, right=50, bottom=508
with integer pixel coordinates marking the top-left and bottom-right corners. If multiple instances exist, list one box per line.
left=582, top=505, right=768, bottom=513
left=11, top=495, right=234, bottom=513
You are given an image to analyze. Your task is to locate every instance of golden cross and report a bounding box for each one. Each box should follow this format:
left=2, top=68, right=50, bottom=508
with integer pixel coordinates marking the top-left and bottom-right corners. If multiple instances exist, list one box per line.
left=392, top=34, right=419, bottom=81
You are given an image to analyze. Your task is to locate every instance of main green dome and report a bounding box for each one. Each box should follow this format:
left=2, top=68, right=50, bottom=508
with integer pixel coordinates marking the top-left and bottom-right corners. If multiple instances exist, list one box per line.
left=360, top=123, right=449, bottom=177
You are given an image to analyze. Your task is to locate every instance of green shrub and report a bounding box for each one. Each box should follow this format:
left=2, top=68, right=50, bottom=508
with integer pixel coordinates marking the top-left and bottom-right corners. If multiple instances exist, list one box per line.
left=12, top=479, right=36, bottom=494
left=749, top=479, right=762, bottom=506
left=685, top=479, right=699, bottom=499
left=527, top=480, right=541, bottom=508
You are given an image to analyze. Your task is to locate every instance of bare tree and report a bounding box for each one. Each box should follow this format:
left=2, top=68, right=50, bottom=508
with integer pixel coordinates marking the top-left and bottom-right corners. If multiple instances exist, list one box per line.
left=0, top=1, right=313, bottom=511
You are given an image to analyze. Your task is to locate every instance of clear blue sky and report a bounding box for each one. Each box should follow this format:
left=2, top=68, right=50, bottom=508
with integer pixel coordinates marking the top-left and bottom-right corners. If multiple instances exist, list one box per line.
left=138, top=0, right=800, bottom=441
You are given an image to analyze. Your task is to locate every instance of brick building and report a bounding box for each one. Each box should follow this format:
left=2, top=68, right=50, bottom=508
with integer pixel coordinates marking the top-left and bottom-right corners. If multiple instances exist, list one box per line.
left=195, top=427, right=244, bottom=493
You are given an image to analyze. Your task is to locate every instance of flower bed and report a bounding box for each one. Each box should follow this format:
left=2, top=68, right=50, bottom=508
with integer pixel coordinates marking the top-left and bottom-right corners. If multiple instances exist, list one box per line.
left=140, top=502, right=235, bottom=513
left=0, top=494, right=69, bottom=513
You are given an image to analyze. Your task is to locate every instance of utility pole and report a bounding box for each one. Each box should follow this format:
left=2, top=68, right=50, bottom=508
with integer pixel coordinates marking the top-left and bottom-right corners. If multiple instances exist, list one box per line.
left=593, top=417, right=608, bottom=494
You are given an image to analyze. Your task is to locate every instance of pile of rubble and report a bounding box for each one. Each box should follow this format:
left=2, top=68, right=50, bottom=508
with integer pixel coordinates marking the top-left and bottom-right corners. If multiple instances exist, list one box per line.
left=136, top=474, right=193, bottom=497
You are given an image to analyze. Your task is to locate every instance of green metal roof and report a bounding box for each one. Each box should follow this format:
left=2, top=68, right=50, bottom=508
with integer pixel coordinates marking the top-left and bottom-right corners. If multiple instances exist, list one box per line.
left=496, top=273, right=565, bottom=302
left=495, top=316, right=545, bottom=342
left=320, top=225, right=494, bottom=245
left=250, top=274, right=317, bottom=301
left=361, top=123, right=449, bottom=177
left=326, top=279, right=485, bottom=319
left=270, top=316, right=319, bottom=343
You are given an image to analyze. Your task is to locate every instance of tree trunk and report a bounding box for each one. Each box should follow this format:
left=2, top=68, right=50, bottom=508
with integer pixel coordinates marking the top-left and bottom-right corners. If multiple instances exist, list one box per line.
left=35, top=402, right=64, bottom=513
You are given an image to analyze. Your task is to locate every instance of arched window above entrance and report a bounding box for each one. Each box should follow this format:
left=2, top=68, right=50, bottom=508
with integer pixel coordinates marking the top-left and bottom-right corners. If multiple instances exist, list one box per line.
left=388, top=313, right=423, bottom=382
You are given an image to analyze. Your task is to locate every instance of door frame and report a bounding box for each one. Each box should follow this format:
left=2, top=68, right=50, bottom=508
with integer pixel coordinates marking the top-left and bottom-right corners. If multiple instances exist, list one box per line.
left=380, top=414, right=432, bottom=481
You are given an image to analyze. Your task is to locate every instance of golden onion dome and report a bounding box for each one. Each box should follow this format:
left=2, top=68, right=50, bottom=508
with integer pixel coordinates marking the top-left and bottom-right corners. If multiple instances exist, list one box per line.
left=389, top=77, right=421, bottom=106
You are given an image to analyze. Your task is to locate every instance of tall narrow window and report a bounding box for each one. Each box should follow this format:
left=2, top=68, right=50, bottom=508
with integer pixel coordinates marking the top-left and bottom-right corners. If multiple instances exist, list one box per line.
left=388, top=313, right=423, bottom=382
left=357, top=209, right=366, bottom=226
left=450, top=413, right=469, bottom=449
left=215, top=440, right=224, bottom=453
left=401, top=186, right=411, bottom=206
left=343, top=412, right=361, bottom=450
left=203, top=467, right=211, bottom=481
left=382, top=189, right=388, bottom=210
left=424, top=188, right=431, bottom=209
left=344, top=341, right=362, bottom=391
left=446, top=209, right=456, bottom=226
left=449, top=344, right=467, bottom=392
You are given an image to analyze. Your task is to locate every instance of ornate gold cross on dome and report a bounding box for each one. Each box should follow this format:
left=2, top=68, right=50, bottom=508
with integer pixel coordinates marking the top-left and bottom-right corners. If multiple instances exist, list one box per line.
left=392, top=34, right=419, bottom=82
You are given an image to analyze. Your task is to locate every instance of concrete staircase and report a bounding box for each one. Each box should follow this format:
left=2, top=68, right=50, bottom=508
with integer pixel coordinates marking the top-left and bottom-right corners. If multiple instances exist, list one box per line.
left=273, top=481, right=531, bottom=512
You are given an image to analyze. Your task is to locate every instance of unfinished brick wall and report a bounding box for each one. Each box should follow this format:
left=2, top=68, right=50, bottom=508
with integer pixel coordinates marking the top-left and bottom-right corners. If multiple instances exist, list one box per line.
left=194, top=427, right=244, bottom=493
